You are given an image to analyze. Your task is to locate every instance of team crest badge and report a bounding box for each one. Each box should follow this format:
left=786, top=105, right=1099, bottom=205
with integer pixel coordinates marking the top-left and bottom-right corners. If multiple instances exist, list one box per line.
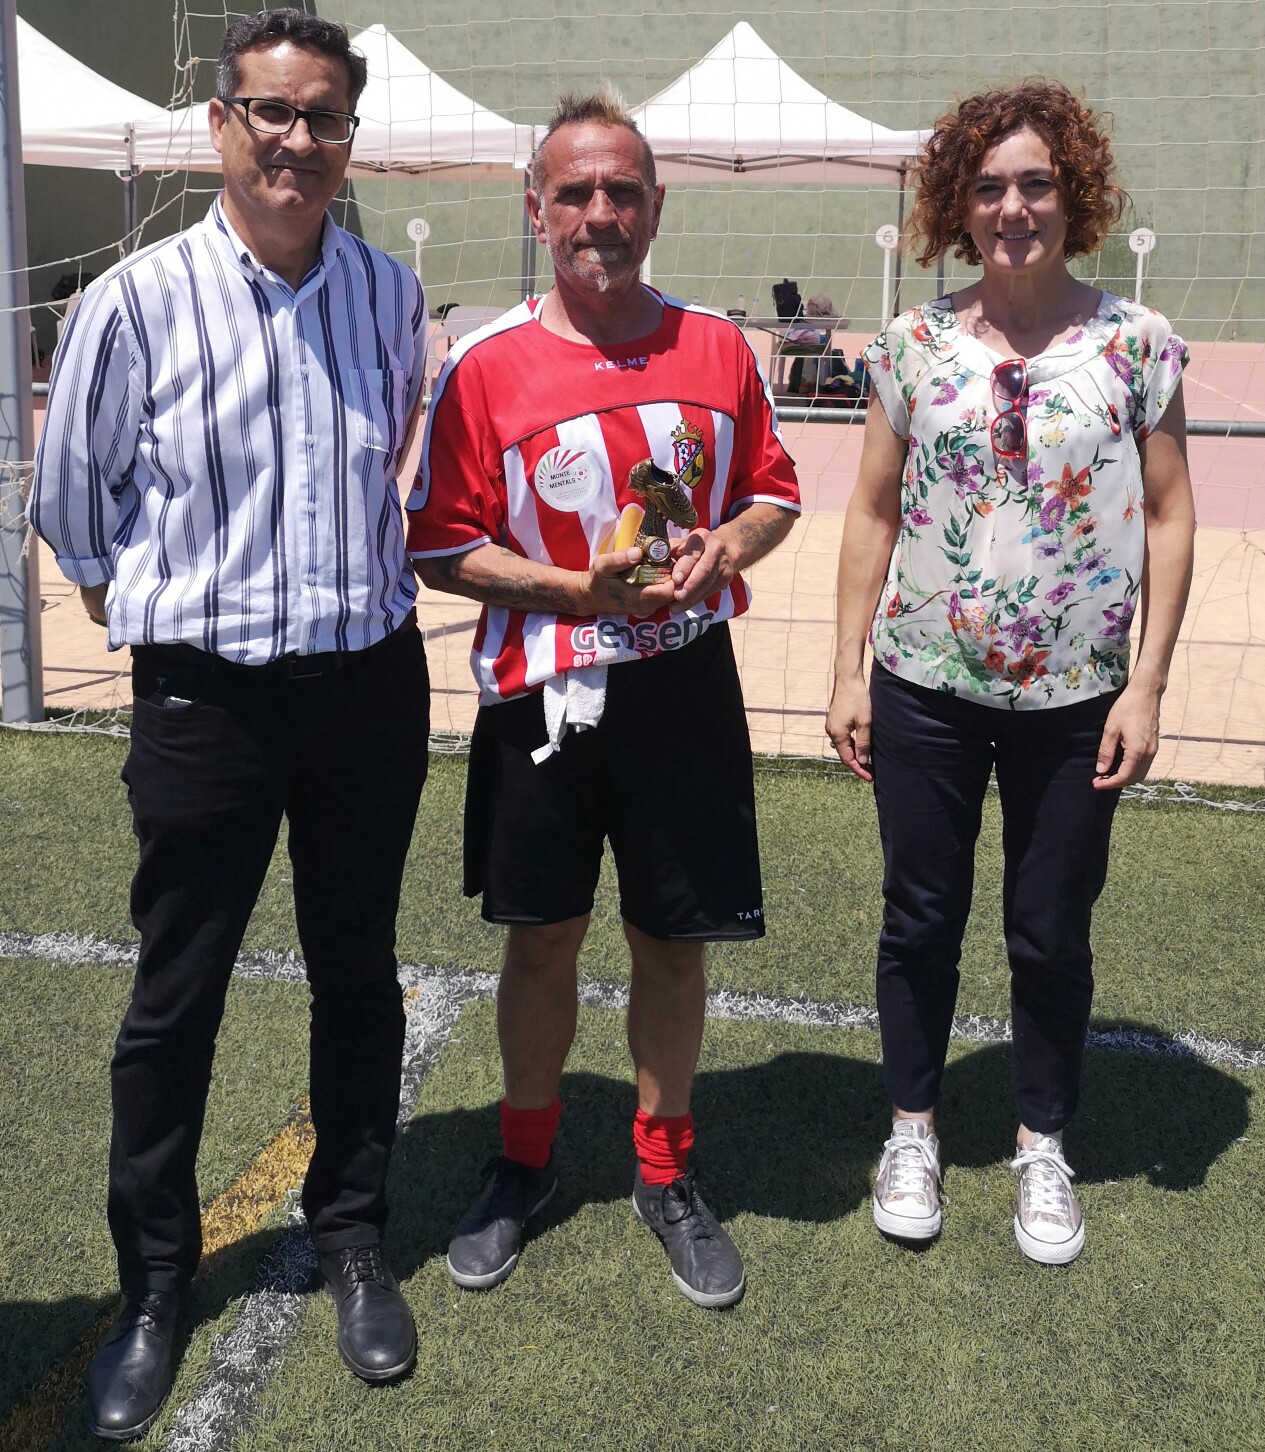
left=671, top=420, right=705, bottom=492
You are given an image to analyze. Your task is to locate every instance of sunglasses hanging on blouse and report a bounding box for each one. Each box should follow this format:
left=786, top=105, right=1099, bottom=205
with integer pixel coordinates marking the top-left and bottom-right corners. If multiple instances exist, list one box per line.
left=990, top=358, right=1028, bottom=462
left=989, top=357, right=1123, bottom=473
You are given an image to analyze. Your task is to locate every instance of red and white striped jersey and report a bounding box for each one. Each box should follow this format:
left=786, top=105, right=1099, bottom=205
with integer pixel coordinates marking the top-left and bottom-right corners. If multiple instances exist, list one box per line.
left=407, top=292, right=800, bottom=703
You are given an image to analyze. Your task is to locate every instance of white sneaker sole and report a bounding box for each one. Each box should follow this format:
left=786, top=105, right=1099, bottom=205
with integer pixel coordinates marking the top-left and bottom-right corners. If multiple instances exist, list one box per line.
left=446, top=1250, right=520, bottom=1290
left=872, top=1195, right=941, bottom=1242
left=1013, top=1215, right=1085, bottom=1266
left=670, top=1267, right=746, bottom=1310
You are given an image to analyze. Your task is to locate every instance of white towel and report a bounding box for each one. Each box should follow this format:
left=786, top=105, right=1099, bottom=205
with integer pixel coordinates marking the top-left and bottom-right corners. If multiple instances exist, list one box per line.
left=530, top=664, right=609, bottom=764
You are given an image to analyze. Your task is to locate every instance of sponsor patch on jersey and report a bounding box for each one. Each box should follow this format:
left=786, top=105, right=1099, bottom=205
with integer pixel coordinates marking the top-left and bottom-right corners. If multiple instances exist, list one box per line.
left=569, top=611, right=715, bottom=659
left=534, top=446, right=601, bottom=512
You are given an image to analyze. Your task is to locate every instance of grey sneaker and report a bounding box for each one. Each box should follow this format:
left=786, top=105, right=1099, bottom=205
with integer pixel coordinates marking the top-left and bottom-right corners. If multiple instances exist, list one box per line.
left=631, top=1166, right=745, bottom=1309
left=1010, top=1135, right=1084, bottom=1265
left=872, top=1119, right=942, bottom=1241
left=446, top=1154, right=557, bottom=1289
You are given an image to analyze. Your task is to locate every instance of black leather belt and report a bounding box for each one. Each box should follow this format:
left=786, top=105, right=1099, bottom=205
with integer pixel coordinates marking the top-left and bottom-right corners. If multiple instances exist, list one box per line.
left=135, top=610, right=417, bottom=679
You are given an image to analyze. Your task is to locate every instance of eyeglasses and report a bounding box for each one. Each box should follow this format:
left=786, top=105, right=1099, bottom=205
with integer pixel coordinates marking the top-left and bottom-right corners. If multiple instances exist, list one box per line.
left=225, top=97, right=359, bottom=145
left=990, top=357, right=1027, bottom=460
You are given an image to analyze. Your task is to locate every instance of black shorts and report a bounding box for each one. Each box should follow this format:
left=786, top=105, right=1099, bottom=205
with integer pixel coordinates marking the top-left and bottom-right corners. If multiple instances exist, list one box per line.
left=464, top=624, right=765, bottom=941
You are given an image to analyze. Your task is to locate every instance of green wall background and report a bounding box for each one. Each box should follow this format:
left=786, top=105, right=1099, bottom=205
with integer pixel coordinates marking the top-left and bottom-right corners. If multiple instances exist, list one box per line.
left=19, top=0, right=1265, bottom=350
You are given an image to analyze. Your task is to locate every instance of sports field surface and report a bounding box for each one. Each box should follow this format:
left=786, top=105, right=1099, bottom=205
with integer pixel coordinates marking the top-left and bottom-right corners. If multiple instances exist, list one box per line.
left=0, top=735, right=1262, bottom=1450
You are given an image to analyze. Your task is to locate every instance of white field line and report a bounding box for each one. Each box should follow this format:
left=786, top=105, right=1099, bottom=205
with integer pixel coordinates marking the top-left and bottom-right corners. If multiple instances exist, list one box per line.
left=159, top=1198, right=314, bottom=1452
left=4, top=930, right=1265, bottom=1072
left=160, top=973, right=471, bottom=1452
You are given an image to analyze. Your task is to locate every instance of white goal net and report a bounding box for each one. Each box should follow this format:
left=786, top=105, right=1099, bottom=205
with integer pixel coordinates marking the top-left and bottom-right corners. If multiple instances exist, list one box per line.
left=7, top=0, right=1265, bottom=792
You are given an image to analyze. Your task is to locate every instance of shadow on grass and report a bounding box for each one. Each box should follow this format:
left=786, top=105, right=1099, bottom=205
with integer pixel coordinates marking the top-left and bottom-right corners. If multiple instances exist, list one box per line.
left=385, top=1024, right=1251, bottom=1278
left=938, top=1023, right=1253, bottom=1188
left=2, top=1023, right=1247, bottom=1434
left=384, top=1053, right=886, bottom=1279
left=0, top=1224, right=284, bottom=1440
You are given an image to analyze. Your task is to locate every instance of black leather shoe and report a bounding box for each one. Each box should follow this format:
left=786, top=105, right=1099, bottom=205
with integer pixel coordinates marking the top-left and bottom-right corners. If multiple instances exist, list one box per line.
left=86, top=1290, right=182, bottom=1441
left=319, top=1245, right=416, bottom=1383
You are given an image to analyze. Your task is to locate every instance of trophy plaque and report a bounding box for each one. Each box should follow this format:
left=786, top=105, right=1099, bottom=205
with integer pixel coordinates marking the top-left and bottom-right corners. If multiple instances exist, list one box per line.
left=623, top=458, right=699, bottom=585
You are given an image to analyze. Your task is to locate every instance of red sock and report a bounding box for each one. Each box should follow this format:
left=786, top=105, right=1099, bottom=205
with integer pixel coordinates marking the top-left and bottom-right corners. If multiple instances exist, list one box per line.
left=633, top=1108, right=695, bottom=1185
left=500, top=1096, right=560, bottom=1169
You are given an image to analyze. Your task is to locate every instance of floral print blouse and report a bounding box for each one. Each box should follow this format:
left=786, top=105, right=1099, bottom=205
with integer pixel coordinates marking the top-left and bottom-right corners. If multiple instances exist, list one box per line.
left=863, top=291, right=1187, bottom=710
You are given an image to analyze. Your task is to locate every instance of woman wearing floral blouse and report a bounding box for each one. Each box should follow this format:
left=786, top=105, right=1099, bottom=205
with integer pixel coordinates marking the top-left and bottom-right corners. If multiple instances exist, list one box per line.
left=827, top=81, right=1195, bottom=1265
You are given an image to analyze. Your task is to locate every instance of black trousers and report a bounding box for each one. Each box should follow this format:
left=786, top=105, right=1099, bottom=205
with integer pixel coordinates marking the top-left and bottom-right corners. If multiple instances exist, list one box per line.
left=110, top=622, right=429, bottom=1294
left=869, top=665, right=1121, bottom=1134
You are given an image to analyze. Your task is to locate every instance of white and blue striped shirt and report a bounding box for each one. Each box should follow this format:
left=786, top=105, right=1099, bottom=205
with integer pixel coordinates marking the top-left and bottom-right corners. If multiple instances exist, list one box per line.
left=30, top=198, right=427, bottom=663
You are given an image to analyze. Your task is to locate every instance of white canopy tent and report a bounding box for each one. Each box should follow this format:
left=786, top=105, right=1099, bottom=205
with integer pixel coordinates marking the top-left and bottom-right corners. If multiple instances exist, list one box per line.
left=630, top=22, right=927, bottom=184
left=127, top=101, right=217, bottom=175
left=346, top=24, right=534, bottom=179
left=629, top=22, right=931, bottom=305
left=127, top=24, right=535, bottom=180
left=19, top=18, right=928, bottom=300
left=17, top=15, right=166, bottom=172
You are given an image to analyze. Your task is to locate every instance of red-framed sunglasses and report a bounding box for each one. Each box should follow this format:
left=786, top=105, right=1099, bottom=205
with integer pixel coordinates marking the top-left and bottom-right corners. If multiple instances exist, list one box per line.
left=990, top=357, right=1028, bottom=461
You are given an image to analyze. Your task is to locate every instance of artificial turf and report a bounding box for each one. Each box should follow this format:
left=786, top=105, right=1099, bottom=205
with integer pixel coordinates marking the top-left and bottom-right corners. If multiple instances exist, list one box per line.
left=0, top=958, right=310, bottom=1448
left=0, top=728, right=1262, bottom=1448
left=1, top=732, right=1262, bottom=1041
left=240, top=1000, right=1265, bottom=1452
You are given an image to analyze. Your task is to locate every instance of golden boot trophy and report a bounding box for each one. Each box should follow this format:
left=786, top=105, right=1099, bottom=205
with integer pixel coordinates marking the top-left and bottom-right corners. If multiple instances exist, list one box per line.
left=606, top=459, right=699, bottom=585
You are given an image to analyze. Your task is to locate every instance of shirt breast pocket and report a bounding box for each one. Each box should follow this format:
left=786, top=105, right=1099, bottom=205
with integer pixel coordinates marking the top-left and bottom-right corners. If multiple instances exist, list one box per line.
left=344, top=368, right=407, bottom=454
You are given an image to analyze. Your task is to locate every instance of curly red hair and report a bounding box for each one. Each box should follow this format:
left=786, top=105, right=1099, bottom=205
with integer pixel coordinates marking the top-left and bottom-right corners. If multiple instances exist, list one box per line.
left=907, top=81, right=1126, bottom=268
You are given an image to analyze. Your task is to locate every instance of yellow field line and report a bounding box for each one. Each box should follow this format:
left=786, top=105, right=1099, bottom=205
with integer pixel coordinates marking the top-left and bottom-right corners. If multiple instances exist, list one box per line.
left=0, top=1098, right=315, bottom=1452
left=199, top=1097, right=316, bottom=1261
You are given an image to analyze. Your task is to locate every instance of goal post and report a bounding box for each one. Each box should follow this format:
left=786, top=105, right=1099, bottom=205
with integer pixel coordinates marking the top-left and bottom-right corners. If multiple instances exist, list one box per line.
left=0, top=0, right=41, bottom=724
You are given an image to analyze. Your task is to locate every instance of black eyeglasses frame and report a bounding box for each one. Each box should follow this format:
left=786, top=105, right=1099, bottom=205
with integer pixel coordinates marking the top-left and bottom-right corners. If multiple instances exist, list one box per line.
left=224, top=96, right=360, bottom=146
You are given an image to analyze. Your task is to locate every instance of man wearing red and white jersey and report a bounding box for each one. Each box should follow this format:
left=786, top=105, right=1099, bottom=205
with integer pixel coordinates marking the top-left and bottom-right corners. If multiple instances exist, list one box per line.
left=408, top=90, right=799, bottom=1310
left=413, top=295, right=797, bottom=701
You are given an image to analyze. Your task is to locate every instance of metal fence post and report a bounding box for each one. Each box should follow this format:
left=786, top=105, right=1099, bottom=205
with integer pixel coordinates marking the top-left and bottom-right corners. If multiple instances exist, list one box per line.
left=0, top=0, right=41, bottom=723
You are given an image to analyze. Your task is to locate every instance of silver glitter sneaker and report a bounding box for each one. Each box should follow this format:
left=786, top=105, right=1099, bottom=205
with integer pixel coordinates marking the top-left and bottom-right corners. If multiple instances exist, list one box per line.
left=1010, top=1134, right=1085, bottom=1265
left=872, top=1118, right=942, bottom=1241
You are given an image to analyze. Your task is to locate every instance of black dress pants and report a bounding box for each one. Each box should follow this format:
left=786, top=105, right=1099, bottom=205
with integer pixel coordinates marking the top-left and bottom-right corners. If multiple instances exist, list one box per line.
left=110, top=622, right=429, bottom=1295
left=869, top=664, right=1121, bottom=1134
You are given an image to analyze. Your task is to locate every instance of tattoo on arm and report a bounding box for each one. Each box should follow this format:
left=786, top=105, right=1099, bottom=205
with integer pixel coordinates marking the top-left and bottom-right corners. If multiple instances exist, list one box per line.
left=438, top=545, right=582, bottom=614
left=731, top=507, right=795, bottom=568
left=426, top=554, right=464, bottom=584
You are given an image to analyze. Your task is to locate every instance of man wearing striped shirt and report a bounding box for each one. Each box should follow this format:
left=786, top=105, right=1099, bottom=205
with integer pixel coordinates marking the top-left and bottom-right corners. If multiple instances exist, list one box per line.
left=408, top=92, right=799, bottom=1311
left=30, top=10, right=428, bottom=1436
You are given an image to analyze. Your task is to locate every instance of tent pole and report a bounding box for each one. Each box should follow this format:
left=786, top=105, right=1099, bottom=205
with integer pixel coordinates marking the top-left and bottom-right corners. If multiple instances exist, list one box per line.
left=519, top=154, right=538, bottom=301
left=121, top=124, right=139, bottom=255
left=892, top=164, right=906, bottom=318
left=0, top=0, right=42, bottom=722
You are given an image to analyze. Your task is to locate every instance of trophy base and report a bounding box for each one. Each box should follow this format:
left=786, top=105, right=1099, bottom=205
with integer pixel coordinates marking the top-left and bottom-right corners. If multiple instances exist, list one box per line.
left=628, top=533, right=672, bottom=586
left=626, top=561, right=672, bottom=586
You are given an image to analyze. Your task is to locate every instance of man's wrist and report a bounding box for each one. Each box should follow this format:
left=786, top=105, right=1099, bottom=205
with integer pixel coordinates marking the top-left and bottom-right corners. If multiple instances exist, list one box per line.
left=79, top=582, right=110, bottom=626
left=571, top=569, right=602, bottom=616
